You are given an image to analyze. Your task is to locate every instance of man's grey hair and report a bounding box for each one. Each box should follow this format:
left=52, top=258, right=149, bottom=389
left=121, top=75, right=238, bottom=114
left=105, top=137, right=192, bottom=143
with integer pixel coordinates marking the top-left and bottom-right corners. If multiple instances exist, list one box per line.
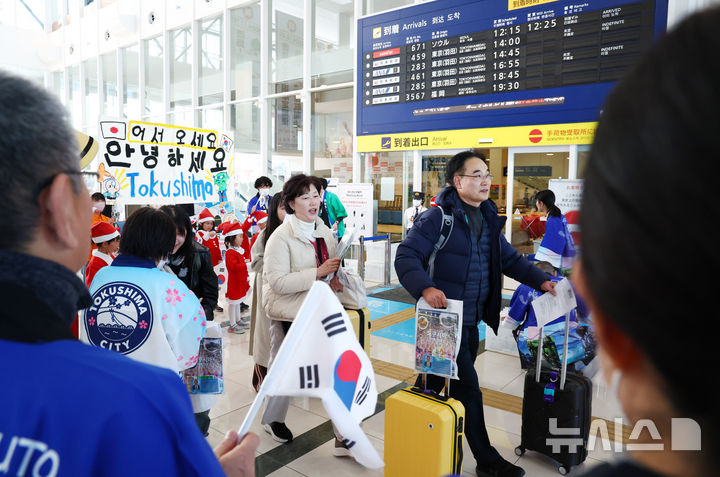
left=0, top=70, right=80, bottom=252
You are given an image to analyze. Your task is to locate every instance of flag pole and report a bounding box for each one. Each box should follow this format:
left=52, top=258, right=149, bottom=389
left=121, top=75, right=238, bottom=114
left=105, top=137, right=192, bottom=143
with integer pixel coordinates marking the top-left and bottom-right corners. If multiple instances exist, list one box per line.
left=237, top=282, right=323, bottom=437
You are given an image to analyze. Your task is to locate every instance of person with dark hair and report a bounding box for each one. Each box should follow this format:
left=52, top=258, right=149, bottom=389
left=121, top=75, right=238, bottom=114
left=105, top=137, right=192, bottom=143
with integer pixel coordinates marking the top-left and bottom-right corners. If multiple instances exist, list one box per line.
left=316, top=177, right=348, bottom=239
left=0, top=69, right=257, bottom=477
left=534, top=189, right=576, bottom=272
left=81, top=206, right=206, bottom=371
left=395, top=150, right=556, bottom=477
left=90, top=192, right=110, bottom=224
left=261, top=174, right=343, bottom=448
left=573, top=8, right=720, bottom=477
left=160, top=205, right=219, bottom=322
left=247, top=175, right=273, bottom=216
left=249, top=194, right=286, bottom=392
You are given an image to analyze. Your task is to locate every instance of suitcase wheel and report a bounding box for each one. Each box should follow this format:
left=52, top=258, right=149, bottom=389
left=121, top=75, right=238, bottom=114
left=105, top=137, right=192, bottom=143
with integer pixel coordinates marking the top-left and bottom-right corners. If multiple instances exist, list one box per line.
left=558, top=465, right=569, bottom=475
left=514, top=446, right=525, bottom=457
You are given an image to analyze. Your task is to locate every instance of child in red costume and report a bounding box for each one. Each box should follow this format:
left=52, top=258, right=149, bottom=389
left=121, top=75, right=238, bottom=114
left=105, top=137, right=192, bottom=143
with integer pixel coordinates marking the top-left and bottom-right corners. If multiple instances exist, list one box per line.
left=223, top=223, right=250, bottom=334
left=195, top=208, right=222, bottom=267
left=85, top=222, right=120, bottom=287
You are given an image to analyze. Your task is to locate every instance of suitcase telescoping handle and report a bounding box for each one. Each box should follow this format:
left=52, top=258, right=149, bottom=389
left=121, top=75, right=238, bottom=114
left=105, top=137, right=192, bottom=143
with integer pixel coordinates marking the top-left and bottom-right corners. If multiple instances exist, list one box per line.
left=421, top=373, right=451, bottom=398
left=534, top=311, right=572, bottom=391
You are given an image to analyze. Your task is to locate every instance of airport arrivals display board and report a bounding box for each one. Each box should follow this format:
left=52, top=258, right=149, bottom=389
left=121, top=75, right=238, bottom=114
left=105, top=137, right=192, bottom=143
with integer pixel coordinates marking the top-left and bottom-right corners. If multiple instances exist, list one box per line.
left=356, top=0, right=667, bottom=151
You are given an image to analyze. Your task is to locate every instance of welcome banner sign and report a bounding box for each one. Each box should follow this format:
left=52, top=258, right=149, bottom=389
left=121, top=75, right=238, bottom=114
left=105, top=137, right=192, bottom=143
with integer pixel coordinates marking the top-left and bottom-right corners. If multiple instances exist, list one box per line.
left=96, top=119, right=235, bottom=205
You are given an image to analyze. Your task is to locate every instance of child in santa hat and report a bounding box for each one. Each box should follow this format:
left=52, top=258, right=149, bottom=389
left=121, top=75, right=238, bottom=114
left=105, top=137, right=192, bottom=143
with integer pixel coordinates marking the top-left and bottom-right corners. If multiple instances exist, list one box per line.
left=195, top=208, right=222, bottom=267
left=249, top=211, right=268, bottom=250
left=85, top=222, right=120, bottom=288
left=223, top=223, right=251, bottom=334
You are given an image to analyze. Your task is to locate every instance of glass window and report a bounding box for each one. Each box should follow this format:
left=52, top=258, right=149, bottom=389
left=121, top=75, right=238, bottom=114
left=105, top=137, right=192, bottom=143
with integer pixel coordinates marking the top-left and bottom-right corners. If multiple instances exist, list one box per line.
left=168, top=110, right=193, bottom=128
left=50, top=70, right=65, bottom=105
left=230, top=3, right=261, bottom=100
left=511, top=151, right=569, bottom=254
left=101, top=51, right=118, bottom=115
left=230, top=101, right=260, bottom=153
left=364, top=0, right=418, bottom=15
left=122, top=44, right=140, bottom=119
left=271, top=0, right=304, bottom=93
left=170, top=26, right=193, bottom=110
left=84, top=58, right=99, bottom=126
left=311, top=87, right=353, bottom=182
left=311, top=0, right=353, bottom=87
left=199, top=16, right=223, bottom=106
left=363, top=151, right=406, bottom=237
left=270, top=96, right=303, bottom=181
left=143, top=36, right=164, bottom=117
left=68, top=64, right=81, bottom=128
left=577, top=145, right=591, bottom=178
left=199, top=106, right=223, bottom=130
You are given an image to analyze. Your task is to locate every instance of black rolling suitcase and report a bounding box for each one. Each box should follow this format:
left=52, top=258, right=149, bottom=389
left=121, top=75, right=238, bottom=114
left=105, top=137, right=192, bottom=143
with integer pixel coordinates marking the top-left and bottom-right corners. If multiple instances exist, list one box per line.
left=515, top=312, right=593, bottom=475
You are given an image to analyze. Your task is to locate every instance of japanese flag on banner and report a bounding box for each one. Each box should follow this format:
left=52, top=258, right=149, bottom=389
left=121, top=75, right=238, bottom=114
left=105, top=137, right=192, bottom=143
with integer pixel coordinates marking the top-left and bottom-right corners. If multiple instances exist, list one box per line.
left=100, top=120, right=127, bottom=140
left=238, top=282, right=383, bottom=469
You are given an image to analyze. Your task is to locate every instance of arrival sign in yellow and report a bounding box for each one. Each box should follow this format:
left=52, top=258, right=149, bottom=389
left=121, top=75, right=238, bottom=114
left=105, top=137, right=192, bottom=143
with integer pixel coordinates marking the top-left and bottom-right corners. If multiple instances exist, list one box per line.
left=356, top=122, right=597, bottom=153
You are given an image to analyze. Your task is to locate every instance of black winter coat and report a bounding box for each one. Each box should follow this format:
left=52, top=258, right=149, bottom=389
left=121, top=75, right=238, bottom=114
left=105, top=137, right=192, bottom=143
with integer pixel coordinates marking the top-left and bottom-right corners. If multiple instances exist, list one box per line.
left=394, top=187, right=549, bottom=334
left=169, top=241, right=218, bottom=321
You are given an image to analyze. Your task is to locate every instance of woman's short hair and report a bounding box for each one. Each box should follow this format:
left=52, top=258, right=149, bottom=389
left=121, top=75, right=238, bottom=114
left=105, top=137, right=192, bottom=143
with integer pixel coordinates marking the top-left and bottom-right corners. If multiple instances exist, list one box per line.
left=91, top=193, right=106, bottom=202
left=282, top=174, right=318, bottom=214
left=119, top=207, right=175, bottom=262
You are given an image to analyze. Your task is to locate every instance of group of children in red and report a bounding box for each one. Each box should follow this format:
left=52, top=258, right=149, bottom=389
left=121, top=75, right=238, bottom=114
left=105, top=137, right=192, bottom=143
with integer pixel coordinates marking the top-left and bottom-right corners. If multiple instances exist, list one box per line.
left=195, top=207, right=269, bottom=334
left=84, top=205, right=269, bottom=336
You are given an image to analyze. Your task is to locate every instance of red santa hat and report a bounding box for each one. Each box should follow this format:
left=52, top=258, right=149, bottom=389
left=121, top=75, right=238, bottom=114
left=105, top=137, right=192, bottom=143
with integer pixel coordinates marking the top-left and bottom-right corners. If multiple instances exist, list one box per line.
left=253, top=211, right=269, bottom=225
left=91, top=222, right=120, bottom=244
left=198, top=208, right=214, bottom=224
left=223, top=222, right=244, bottom=237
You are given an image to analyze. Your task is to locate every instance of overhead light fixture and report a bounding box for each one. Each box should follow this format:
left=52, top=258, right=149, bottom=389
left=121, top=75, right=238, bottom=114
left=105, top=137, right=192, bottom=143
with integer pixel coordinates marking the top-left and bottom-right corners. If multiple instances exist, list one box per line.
left=477, top=138, right=493, bottom=143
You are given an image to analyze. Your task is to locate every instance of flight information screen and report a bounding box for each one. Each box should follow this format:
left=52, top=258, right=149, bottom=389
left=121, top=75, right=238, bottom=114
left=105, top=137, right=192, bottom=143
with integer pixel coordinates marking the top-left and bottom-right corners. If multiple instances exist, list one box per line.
left=357, top=0, right=666, bottom=136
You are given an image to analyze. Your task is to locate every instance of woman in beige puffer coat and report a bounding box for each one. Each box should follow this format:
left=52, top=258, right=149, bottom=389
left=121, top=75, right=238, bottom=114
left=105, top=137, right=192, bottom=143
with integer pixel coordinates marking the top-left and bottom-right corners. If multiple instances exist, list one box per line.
left=259, top=174, right=343, bottom=445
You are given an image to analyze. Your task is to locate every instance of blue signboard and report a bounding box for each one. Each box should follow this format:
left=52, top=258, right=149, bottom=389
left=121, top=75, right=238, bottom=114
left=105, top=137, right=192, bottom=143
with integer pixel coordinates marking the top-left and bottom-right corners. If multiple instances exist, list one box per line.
left=357, top=0, right=667, bottom=136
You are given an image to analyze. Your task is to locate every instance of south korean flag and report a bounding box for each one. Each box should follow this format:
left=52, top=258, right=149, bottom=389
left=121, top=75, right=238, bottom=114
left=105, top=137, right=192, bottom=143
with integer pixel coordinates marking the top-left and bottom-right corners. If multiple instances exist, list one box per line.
left=237, top=282, right=382, bottom=469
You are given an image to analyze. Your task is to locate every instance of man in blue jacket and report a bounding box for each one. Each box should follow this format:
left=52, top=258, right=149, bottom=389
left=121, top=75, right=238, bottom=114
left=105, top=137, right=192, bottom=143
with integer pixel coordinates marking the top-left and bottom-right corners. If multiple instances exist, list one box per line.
left=395, top=151, right=556, bottom=477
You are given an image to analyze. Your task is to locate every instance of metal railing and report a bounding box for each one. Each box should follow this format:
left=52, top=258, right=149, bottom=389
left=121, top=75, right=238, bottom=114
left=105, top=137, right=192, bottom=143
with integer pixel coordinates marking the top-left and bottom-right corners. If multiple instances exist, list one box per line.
left=357, top=234, right=392, bottom=286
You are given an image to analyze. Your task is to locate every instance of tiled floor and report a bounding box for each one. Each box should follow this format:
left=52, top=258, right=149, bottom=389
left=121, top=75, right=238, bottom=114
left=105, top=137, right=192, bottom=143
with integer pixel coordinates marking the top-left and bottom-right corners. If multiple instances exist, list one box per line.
left=207, top=284, right=626, bottom=477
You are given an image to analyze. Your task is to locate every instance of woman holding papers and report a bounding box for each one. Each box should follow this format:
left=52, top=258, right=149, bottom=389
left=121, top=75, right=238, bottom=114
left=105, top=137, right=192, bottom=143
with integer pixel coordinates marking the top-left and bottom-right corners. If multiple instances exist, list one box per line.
left=261, top=174, right=345, bottom=451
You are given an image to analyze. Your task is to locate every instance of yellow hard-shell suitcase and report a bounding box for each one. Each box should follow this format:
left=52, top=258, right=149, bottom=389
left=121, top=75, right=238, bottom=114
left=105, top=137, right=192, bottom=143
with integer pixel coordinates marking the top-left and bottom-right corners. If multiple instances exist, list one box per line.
left=385, top=384, right=465, bottom=477
left=345, top=307, right=371, bottom=352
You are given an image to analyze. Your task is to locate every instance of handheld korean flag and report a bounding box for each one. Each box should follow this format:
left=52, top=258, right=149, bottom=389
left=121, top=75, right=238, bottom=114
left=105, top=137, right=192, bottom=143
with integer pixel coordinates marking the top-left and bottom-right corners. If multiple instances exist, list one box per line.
left=238, top=281, right=383, bottom=469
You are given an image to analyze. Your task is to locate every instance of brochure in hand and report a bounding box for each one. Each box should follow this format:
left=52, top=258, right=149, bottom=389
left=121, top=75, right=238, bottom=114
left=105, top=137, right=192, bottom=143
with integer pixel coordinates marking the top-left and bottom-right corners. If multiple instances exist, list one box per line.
left=414, top=297, right=463, bottom=379
left=183, top=335, right=224, bottom=394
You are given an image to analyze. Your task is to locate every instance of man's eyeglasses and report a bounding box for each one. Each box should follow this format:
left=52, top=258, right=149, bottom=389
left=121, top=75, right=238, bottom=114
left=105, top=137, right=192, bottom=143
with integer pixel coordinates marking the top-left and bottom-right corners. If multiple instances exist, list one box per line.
left=458, top=173, right=494, bottom=182
left=32, top=170, right=99, bottom=202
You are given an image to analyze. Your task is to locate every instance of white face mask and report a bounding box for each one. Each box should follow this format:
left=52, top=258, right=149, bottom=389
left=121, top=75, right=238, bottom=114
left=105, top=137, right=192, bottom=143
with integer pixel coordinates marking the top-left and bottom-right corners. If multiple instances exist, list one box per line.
left=259, top=188, right=270, bottom=197
left=413, top=199, right=422, bottom=207
left=93, top=202, right=105, bottom=213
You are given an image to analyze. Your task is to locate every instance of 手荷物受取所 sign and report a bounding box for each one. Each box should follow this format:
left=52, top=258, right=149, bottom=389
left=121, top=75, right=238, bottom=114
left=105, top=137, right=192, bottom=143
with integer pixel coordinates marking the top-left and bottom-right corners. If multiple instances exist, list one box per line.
left=356, top=0, right=667, bottom=150
left=357, top=122, right=596, bottom=152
